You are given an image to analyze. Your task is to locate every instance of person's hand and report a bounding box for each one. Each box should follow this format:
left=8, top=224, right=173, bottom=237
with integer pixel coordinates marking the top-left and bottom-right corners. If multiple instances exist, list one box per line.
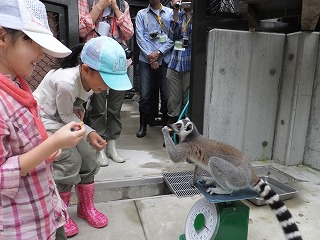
left=73, top=109, right=85, bottom=121
left=96, top=0, right=112, bottom=10
left=52, top=122, right=86, bottom=149
left=110, top=0, right=119, bottom=10
left=151, top=61, right=159, bottom=70
left=148, top=51, right=160, bottom=64
left=87, top=131, right=107, bottom=151
left=171, top=0, right=180, bottom=5
left=171, top=0, right=180, bottom=10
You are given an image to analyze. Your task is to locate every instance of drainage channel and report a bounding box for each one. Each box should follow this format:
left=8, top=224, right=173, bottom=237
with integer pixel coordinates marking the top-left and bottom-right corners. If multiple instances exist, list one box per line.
left=92, top=171, right=211, bottom=203
left=92, top=175, right=173, bottom=203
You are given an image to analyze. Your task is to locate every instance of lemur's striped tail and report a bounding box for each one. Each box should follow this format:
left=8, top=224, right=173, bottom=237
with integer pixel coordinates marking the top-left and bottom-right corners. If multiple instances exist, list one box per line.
left=253, top=178, right=303, bottom=240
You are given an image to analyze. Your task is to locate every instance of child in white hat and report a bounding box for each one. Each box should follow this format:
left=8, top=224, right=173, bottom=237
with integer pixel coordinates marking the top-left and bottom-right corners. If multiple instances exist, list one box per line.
left=33, top=36, right=132, bottom=237
left=0, top=0, right=86, bottom=239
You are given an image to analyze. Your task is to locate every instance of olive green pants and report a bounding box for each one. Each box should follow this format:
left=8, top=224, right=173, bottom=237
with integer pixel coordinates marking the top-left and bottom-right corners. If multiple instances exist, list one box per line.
left=166, top=68, right=190, bottom=118
left=51, top=135, right=100, bottom=192
left=85, top=89, right=125, bottom=140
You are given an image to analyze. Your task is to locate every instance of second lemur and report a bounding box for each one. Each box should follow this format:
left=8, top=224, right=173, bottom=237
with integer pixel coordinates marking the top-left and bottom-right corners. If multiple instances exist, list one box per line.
left=162, top=118, right=302, bottom=240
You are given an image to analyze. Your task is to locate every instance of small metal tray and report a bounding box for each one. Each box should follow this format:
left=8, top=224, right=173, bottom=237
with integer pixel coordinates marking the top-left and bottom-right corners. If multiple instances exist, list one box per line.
left=248, top=176, right=298, bottom=206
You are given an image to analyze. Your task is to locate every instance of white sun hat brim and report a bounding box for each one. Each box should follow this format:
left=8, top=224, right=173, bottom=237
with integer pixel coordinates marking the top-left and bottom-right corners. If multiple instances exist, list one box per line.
left=0, top=0, right=71, bottom=58
left=23, top=30, right=71, bottom=58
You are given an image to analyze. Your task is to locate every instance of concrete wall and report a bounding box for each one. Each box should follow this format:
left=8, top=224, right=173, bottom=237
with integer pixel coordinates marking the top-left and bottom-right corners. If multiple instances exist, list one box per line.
left=304, top=36, right=320, bottom=170
left=204, top=29, right=285, bottom=161
left=203, top=29, right=320, bottom=169
left=274, top=32, right=319, bottom=166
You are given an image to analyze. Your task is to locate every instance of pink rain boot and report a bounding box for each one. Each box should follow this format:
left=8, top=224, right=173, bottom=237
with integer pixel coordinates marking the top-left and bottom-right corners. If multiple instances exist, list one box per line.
left=75, top=183, right=108, bottom=228
left=59, top=192, right=79, bottom=237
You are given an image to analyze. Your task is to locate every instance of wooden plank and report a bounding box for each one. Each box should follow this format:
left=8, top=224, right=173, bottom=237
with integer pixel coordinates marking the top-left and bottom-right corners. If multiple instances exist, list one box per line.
left=239, top=0, right=267, bottom=3
left=236, top=2, right=260, bottom=27
left=301, top=0, right=320, bottom=31
left=236, top=0, right=302, bottom=21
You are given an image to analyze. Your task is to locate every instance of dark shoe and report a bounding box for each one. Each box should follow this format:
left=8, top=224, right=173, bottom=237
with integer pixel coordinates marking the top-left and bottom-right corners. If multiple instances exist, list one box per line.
left=125, top=88, right=136, bottom=99
left=136, top=125, right=147, bottom=138
left=148, top=117, right=162, bottom=127
left=162, top=114, right=169, bottom=127
left=167, top=116, right=179, bottom=126
left=137, top=112, right=148, bottom=137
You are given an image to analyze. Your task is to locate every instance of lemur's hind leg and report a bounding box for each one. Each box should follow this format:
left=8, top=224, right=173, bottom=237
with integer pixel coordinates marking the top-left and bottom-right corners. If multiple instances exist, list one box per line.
left=200, top=176, right=217, bottom=187
left=207, top=185, right=233, bottom=195
left=191, top=165, right=204, bottom=187
left=206, top=157, right=252, bottom=195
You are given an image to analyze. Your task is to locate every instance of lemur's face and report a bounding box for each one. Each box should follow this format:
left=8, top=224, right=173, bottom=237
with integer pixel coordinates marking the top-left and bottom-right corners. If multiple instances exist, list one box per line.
left=170, top=118, right=193, bottom=138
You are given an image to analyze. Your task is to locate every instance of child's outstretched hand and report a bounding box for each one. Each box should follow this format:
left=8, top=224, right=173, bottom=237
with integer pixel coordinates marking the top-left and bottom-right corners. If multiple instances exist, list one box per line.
left=53, top=121, right=86, bottom=149
left=87, top=131, right=107, bottom=151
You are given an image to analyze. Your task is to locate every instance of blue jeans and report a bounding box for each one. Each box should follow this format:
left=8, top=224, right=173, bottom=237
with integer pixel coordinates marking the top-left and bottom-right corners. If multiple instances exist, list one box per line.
left=138, top=61, right=168, bottom=118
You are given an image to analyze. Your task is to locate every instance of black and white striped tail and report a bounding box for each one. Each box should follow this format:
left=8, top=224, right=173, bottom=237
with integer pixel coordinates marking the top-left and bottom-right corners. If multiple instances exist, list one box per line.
left=253, top=178, right=303, bottom=240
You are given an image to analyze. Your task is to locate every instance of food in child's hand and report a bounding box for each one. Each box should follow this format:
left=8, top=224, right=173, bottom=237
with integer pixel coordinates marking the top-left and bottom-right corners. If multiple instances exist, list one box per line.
left=71, top=122, right=84, bottom=132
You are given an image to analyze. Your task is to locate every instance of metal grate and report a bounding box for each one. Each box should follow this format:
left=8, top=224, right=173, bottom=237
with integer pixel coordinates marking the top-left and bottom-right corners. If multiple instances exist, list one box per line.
left=163, top=171, right=211, bottom=197
left=164, top=166, right=299, bottom=198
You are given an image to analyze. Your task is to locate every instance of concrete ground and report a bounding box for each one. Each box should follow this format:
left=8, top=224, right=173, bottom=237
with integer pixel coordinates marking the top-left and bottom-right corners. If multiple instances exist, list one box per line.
left=67, top=99, right=320, bottom=240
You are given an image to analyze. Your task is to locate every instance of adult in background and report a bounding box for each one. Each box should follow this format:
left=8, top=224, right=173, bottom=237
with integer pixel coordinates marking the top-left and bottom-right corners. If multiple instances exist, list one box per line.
left=135, top=0, right=174, bottom=138
left=166, top=0, right=193, bottom=124
left=79, top=0, right=134, bottom=166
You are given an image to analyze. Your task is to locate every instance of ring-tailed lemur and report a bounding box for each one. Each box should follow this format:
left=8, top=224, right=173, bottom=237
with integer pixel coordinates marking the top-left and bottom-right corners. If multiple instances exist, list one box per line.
left=162, top=118, right=302, bottom=240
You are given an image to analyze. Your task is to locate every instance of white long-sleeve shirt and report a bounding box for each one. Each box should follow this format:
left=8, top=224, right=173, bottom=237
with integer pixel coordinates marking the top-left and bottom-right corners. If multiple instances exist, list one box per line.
left=33, top=66, right=94, bottom=137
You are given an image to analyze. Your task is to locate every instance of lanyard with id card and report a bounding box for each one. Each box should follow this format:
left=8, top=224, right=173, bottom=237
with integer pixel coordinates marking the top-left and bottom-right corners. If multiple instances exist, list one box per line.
left=174, top=40, right=185, bottom=51
left=174, top=14, right=192, bottom=51
left=149, top=5, right=168, bottom=43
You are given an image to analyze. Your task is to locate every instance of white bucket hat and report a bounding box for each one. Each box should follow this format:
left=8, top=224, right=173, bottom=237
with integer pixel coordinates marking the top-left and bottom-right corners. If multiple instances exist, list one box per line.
left=0, top=0, right=71, bottom=58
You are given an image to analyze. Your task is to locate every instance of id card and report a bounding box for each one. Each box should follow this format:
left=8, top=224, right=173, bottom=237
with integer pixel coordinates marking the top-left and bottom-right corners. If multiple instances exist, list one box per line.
left=158, top=34, right=168, bottom=43
left=174, top=40, right=185, bottom=51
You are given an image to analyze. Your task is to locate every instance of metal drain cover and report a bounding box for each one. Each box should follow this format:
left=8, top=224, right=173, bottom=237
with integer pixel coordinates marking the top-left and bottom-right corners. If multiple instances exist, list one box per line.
left=163, top=171, right=211, bottom=197
left=164, top=166, right=299, bottom=200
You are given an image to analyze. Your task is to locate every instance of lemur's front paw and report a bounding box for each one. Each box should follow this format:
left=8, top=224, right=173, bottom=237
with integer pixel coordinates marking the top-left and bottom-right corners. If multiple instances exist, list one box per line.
left=161, top=126, right=170, bottom=134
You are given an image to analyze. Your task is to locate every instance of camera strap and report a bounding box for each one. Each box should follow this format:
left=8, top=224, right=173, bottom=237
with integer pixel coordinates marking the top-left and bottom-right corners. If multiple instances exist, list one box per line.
left=111, top=17, right=116, bottom=37
left=149, top=5, right=169, bottom=35
left=181, top=14, right=192, bottom=33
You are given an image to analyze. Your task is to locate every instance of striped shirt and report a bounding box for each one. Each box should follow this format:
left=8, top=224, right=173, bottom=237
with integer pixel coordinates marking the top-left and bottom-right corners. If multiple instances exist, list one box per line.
left=0, top=75, right=67, bottom=240
left=168, top=11, right=193, bottom=72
